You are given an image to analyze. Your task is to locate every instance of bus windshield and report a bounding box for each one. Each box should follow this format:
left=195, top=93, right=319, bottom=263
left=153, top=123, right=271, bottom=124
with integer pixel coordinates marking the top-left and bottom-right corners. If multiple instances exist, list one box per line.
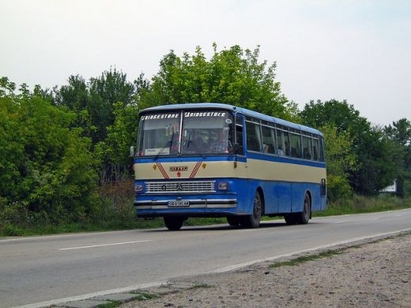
left=137, top=109, right=234, bottom=156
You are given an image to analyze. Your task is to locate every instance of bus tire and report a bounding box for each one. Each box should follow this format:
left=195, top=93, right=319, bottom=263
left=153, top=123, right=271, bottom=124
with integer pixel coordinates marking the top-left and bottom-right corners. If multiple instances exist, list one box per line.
left=242, top=191, right=262, bottom=228
left=297, top=193, right=311, bottom=224
left=227, top=216, right=241, bottom=227
left=164, top=216, right=184, bottom=231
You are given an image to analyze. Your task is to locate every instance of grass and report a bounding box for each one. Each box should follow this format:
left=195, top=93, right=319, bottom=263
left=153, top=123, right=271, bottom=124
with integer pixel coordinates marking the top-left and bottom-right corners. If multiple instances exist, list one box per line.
left=270, top=249, right=343, bottom=268
left=96, top=301, right=121, bottom=308
left=315, top=194, right=411, bottom=217
left=93, top=292, right=159, bottom=308
left=189, top=283, right=214, bottom=289
left=129, top=291, right=159, bottom=301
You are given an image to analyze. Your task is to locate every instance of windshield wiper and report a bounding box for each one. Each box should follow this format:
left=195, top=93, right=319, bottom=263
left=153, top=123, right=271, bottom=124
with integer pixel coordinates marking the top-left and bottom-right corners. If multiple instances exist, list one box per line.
left=154, top=132, right=174, bottom=160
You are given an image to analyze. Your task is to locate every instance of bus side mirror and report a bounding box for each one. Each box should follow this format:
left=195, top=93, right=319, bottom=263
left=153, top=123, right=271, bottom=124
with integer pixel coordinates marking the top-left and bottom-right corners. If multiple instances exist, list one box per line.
left=130, top=146, right=136, bottom=157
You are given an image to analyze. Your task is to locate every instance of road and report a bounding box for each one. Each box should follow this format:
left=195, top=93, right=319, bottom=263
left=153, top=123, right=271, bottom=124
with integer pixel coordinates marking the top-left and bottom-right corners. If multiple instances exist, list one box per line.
left=1, top=208, right=411, bottom=308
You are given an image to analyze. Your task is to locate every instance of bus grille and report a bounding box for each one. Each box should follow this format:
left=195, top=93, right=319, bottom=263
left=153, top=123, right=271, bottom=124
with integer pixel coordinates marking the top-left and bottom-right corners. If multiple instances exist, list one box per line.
left=146, top=181, right=216, bottom=193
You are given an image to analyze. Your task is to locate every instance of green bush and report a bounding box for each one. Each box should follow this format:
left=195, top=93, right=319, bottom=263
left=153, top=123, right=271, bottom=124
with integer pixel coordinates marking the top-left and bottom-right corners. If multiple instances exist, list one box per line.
left=322, top=194, right=411, bottom=216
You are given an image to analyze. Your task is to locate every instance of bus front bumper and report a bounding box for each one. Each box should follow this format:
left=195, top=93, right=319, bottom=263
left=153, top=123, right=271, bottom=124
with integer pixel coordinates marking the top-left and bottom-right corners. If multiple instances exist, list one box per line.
left=134, top=198, right=237, bottom=210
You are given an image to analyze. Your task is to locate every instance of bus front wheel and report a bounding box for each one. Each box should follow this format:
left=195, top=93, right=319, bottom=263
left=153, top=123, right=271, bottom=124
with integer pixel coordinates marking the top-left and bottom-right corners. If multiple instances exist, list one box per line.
left=163, top=216, right=184, bottom=231
left=242, top=191, right=262, bottom=228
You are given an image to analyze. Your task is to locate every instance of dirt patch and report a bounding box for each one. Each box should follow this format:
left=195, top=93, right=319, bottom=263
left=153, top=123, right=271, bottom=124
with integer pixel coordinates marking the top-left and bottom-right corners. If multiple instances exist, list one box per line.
left=121, top=232, right=411, bottom=308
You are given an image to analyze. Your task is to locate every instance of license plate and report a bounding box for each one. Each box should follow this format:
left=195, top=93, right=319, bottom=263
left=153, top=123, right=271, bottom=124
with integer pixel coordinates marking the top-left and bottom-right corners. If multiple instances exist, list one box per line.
left=168, top=200, right=190, bottom=207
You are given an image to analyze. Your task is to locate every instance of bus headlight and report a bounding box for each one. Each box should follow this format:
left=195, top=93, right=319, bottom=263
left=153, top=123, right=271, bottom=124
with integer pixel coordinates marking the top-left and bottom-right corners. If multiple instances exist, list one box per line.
left=217, top=181, right=230, bottom=191
left=135, top=184, right=144, bottom=193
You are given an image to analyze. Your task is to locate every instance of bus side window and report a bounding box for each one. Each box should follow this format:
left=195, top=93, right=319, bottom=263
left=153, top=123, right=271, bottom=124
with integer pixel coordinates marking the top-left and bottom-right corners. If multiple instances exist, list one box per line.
left=235, top=114, right=244, bottom=154
left=302, top=135, right=312, bottom=159
left=312, top=138, right=320, bottom=161
left=236, top=125, right=244, bottom=154
left=276, top=129, right=284, bottom=155
left=290, top=133, right=301, bottom=158
left=319, top=136, right=325, bottom=162
left=246, top=121, right=262, bottom=152
left=283, top=131, right=290, bottom=156
left=262, top=126, right=275, bottom=154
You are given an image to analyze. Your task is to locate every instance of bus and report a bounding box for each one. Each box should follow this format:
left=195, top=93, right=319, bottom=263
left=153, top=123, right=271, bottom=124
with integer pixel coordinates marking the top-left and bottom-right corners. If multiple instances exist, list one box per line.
left=131, top=103, right=327, bottom=230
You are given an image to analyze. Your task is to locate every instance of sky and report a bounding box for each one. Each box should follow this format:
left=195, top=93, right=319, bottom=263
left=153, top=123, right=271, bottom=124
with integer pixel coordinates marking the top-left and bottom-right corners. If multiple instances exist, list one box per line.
left=1, top=0, right=410, bottom=126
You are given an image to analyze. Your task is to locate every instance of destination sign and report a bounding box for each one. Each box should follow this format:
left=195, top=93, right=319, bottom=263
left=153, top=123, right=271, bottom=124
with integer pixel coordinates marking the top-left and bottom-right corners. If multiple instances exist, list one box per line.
left=141, top=113, right=179, bottom=120
left=184, top=111, right=226, bottom=118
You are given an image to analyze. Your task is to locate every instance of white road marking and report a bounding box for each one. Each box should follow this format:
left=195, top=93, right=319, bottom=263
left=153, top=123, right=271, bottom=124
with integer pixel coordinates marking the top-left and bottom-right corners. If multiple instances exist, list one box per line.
left=59, top=240, right=152, bottom=251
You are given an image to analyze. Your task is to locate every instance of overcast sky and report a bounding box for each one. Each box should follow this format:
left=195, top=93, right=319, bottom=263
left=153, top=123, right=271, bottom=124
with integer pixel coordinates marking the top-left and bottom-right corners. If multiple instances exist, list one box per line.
left=1, top=0, right=410, bottom=126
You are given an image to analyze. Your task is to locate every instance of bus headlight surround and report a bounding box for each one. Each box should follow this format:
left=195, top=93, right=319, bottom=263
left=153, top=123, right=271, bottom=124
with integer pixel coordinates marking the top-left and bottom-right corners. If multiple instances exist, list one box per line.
left=135, top=184, right=144, bottom=193
left=217, top=181, right=230, bottom=191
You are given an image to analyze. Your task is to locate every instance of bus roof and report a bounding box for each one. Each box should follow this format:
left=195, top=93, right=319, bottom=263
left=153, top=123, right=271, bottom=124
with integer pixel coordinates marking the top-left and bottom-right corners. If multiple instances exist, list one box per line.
left=140, top=103, right=323, bottom=136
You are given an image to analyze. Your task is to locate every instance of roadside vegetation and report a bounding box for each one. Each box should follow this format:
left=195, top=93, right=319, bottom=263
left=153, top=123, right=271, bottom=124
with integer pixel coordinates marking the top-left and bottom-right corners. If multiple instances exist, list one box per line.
left=1, top=44, right=410, bottom=237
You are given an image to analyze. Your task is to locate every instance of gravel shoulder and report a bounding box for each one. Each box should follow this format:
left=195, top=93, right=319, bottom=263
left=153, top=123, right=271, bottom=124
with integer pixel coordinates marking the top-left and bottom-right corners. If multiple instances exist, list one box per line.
left=121, top=231, right=411, bottom=308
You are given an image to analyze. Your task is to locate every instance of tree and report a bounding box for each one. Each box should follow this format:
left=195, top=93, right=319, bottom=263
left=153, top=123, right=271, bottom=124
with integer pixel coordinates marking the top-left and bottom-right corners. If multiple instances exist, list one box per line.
left=0, top=79, right=97, bottom=225
left=88, top=68, right=136, bottom=144
left=320, top=124, right=356, bottom=201
left=94, top=101, right=138, bottom=182
left=349, top=126, right=396, bottom=195
left=300, top=99, right=396, bottom=196
left=137, top=44, right=294, bottom=120
left=54, top=75, right=95, bottom=137
left=384, top=118, right=411, bottom=197
left=54, top=69, right=144, bottom=183
left=55, top=69, right=138, bottom=144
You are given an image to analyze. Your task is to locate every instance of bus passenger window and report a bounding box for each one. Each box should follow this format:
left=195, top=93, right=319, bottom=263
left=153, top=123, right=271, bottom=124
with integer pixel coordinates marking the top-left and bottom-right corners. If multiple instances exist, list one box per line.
left=262, top=126, right=275, bottom=154
left=312, top=138, right=320, bottom=161
left=283, top=132, right=290, bottom=156
left=319, top=137, right=325, bottom=162
left=246, top=121, right=262, bottom=152
left=290, top=133, right=301, bottom=158
left=276, top=130, right=283, bottom=155
left=302, top=136, right=313, bottom=159
left=235, top=114, right=244, bottom=154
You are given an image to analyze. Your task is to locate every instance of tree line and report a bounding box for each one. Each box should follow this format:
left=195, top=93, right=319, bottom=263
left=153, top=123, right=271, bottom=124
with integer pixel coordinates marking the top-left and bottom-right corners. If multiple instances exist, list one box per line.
left=1, top=44, right=410, bottom=230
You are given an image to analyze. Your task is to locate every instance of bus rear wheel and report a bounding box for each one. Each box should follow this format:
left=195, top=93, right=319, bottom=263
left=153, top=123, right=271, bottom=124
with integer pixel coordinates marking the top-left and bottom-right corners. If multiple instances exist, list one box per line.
left=242, top=191, right=262, bottom=228
left=297, top=193, right=311, bottom=224
left=163, top=216, right=185, bottom=231
left=284, top=193, right=311, bottom=225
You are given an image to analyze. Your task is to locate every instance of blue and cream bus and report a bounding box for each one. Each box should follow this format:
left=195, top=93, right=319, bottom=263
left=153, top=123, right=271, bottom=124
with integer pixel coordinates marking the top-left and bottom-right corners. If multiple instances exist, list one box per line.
left=132, top=103, right=327, bottom=230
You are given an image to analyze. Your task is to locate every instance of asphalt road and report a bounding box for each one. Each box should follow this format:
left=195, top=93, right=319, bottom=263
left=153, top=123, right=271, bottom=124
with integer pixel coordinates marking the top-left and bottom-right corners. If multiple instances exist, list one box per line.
left=1, top=208, right=411, bottom=308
